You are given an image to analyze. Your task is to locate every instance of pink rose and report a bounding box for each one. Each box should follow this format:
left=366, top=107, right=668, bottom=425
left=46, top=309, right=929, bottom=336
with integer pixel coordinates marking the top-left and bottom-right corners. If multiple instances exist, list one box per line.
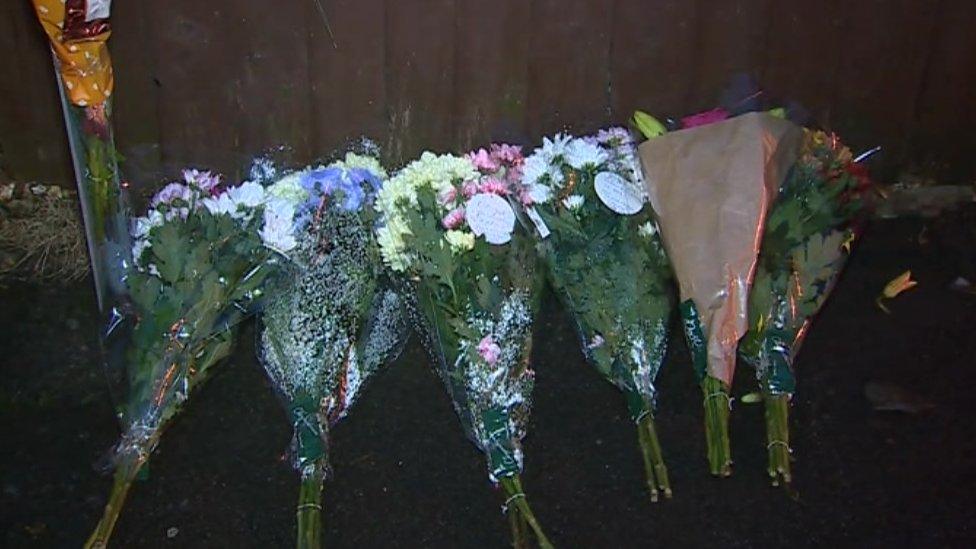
left=477, top=336, right=502, bottom=365
left=441, top=207, right=466, bottom=230
left=681, top=108, right=729, bottom=129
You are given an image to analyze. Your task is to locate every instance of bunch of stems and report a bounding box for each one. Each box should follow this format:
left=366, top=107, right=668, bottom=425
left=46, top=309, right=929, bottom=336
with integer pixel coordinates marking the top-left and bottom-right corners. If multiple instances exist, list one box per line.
left=701, top=376, right=732, bottom=477
left=636, top=413, right=671, bottom=501
left=764, top=393, right=792, bottom=486
left=296, top=462, right=326, bottom=549
left=499, top=475, right=553, bottom=549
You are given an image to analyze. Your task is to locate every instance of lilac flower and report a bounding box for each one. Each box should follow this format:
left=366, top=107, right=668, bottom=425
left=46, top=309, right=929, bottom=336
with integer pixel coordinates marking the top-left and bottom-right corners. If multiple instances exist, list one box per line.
left=151, top=182, right=193, bottom=207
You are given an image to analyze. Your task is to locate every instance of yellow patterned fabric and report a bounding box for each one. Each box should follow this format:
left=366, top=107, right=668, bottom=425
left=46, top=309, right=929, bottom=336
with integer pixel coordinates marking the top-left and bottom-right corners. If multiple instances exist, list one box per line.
left=32, top=0, right=113, bottom=107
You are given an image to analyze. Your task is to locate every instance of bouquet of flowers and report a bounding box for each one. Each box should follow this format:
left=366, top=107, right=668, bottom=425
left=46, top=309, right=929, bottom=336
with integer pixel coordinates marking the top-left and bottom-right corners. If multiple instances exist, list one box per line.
left=637, top=111, right=803, bottom=476
left=255, top=152, right=407, bottom=547
left=86, top=169, right=296, bottom=548
left=739, top=130, right=873, bottom=486
left=375, top=148, right=552, bottom=548
left=520, top=128, right=675, bottom=500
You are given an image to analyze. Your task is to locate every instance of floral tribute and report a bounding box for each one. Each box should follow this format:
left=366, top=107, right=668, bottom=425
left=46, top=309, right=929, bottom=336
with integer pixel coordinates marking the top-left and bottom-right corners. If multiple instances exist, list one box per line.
left=87, top=168, right=297, bottom=547
left=254, top=151, right=407, bottom=548
left=376, top=146, right=552, bottom=548
left=520, top=128, right=675, bottom=500
left=739, top=130, right=873, bottom=487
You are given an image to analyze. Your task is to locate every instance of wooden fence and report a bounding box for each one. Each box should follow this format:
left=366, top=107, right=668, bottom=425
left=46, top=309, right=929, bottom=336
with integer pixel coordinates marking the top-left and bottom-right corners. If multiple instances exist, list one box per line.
left=1, top=0, right=974, bottom=189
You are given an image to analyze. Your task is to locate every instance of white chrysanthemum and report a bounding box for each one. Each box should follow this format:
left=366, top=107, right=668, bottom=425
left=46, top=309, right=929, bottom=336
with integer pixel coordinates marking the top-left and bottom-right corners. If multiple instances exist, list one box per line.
left=201, top=193, right=237, bottom=218
left=260, top=198, right=298, bottom=253
left=638, top=221, right=659, bottom=239
left=538, top=133, right=572, bottom=160
left=132, top=210, right=164, bottom=239
left=444, top=230, right=475, bottom=253
left=131, top=238, right=151, bottom=267
left=564, top=138, right=608, bottom=170
left=521, top=154, right=549, bottom=186
left=562, top=194, right=585, bottom=210
left=266, top=172, right=308, bottom=205
left=227, top=181, right=266, bottom=209
left=335, top=152, right=387, bottom=179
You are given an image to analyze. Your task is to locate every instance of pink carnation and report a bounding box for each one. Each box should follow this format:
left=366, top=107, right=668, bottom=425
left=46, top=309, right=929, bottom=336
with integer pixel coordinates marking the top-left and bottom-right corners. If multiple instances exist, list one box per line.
left=490, top=143, right=523, bottom=166
left=467, top=148, right=500, bottom=172
left=477, top=178, right=510, bottom=196
left=681, top=108, right=729, bottom=129
left=437, top=186, right=458, bottom=206
left=183, top=169, right=221, bottom=194
left=461, top=180, right=479, bottom=199
left=477, top=336, right=502, bottom=365
left=441, top=207, right=466, bottom=230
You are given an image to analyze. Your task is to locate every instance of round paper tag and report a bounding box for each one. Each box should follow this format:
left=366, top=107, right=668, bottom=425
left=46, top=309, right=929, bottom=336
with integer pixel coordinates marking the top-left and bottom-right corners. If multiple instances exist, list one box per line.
left=465, top=193, right=516, bottom=245
left=594, top=171, right=644, bottom=215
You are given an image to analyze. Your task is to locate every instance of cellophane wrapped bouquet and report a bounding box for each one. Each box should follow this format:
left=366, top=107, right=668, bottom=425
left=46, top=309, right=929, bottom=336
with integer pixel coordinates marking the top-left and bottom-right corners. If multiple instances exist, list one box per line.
left=637, top=111, right=802, bottom=477
left=520, top=128, right=675, bottom=500
left=254, top=151, right=407, bottom=548
left=375, top=148, right=552, bottom=548
left=88, top=169, right=296, bottom=547
left=739, top=130, right=873, bottom=486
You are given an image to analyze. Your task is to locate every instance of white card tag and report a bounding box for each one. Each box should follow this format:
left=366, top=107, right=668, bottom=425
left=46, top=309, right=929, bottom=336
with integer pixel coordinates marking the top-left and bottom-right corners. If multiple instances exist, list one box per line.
left=87, top=0, right=112, bottom=22
left=594, top=171, right=644, bottom=215
left=466, top=193, right=515, bottom=245
left=525, top=206, right=550, bottom=239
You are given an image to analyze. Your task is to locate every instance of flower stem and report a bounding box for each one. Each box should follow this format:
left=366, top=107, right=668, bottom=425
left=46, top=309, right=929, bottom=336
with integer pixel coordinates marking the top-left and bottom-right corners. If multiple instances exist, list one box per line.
left=499, top=475, right=553, bottom=549
left=84, top=456, right=144, bottom=549
left=701, top=376, right=732, bottom=477
left=296, top=464, right=325, bottom=549
left=764, top=393, right=792, bottom=487
left=637, top=413, right=672, bottom=500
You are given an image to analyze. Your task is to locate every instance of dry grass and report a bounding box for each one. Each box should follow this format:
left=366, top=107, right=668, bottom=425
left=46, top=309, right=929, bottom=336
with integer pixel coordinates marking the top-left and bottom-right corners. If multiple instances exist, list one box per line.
left=0, top=183, right=89, bottom=283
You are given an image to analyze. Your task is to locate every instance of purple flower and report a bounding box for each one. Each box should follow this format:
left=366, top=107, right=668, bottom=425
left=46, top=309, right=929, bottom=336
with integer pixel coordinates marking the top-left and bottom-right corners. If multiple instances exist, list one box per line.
left=301, top=167, right=343, bottom=195
left=151, top=182, right=193, bottom=207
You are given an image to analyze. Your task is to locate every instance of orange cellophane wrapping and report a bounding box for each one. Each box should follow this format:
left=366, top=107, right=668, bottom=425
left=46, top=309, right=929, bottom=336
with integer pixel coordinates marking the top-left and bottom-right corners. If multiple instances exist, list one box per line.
left=32, top=0, right=113, bottom=107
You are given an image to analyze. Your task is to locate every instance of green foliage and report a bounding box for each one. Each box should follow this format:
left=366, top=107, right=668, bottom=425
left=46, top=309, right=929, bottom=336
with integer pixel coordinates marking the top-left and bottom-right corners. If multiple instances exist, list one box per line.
left=741, top=134, right=871, bottom=394
left=534, top=164, right=674, bottom=415
left=122, top=207, right=276, bottom=427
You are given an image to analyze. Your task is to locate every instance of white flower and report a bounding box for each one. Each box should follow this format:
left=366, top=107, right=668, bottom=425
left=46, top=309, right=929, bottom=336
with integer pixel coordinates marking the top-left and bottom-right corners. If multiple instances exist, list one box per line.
left=638, top=221, right=659, bottom=239
left=335, top=152, right=387, bottom=179
left=538, top=133, right=572, bottom=160
left=266, top=172, right=308, bottom=205
left=521, top=154, right=549, bottom=186
left=0, top=183, right=14, bottom=201
left=131, top=238, right=151, bottom=267
left=201, top=193, right=237, bottom=217
left=562, top=194, right=585, bottom=210
left=131, top=210, right=164, bottom=239
left=260, top=198, right=298, bottom=253
left=564, top=138, right=608, bottom=170
left=227, top=181, right=266, bottom=209
left=444, top=230, right=475, bottom=253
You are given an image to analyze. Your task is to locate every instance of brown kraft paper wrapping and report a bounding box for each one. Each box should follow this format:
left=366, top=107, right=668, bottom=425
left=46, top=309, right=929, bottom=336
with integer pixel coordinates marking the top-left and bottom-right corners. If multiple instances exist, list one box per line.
left=638, top=112, right=802, bottom=387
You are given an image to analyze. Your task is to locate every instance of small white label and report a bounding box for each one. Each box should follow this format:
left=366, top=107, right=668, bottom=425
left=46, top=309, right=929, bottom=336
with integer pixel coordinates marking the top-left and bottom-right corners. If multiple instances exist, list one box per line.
left=87, top=0, right=112, bottom=22
left=466, top=193, right=515, bottom=245
left=594, top=171, right=644, bottom=215
left=525, top=207, right=551, bottom=239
